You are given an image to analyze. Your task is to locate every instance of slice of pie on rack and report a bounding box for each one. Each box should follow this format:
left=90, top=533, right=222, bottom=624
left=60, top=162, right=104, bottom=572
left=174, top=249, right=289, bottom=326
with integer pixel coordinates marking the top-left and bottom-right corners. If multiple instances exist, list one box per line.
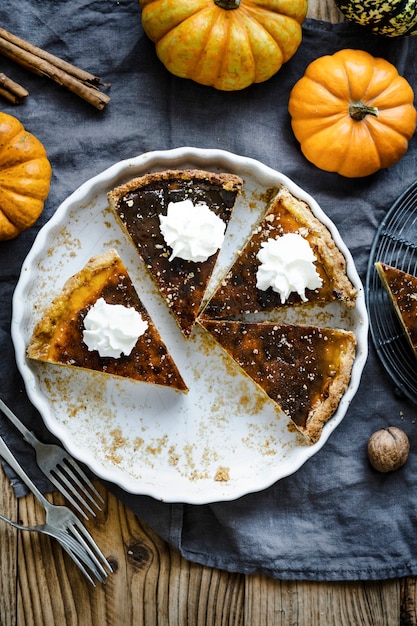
left=376, top=261, right=417, bottom=357
left=27, top=249, right=188, bottom=392
left=107, top=169, right=242, bottom=337
left=199, top=319, right=356, bottom=444
left=202, top=185, right=357, bottom=319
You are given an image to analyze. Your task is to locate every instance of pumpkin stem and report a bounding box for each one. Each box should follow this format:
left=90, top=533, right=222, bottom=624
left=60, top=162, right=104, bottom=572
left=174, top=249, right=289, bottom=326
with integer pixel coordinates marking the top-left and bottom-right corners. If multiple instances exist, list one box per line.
left=349, top=101, right=379, bottom=121
left=214, top=0, right=241, bottom=8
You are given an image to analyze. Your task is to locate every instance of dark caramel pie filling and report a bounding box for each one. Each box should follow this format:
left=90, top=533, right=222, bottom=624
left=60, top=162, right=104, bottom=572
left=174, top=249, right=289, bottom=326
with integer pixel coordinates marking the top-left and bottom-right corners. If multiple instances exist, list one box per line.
left=108, top=169, right=242, bottom=336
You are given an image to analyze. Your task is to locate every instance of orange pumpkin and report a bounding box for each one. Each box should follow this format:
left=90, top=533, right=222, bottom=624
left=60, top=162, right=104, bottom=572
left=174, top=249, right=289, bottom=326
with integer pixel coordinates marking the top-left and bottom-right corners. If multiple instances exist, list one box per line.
left=0, top=112, right=52, bottom=241
left=139, top=0, right=307, bottom=91
left=288, top=49, right=417, bottom=178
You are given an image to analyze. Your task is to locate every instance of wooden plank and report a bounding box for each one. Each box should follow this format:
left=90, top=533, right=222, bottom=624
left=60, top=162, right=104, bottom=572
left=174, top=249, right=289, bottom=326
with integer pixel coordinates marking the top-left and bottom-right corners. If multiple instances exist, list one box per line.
left=0, top=465, right=18, bottom=626
left=244, top=577, right=401, bottom=626
left=307, top=0, right=345, bottom=21
left=401, top=578, right=417, bottom=625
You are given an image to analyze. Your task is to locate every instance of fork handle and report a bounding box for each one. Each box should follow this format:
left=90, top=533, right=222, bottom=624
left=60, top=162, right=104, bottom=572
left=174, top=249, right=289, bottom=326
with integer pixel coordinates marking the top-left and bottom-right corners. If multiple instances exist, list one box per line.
left=0, top=399, right=39, bottom=446
left=0, top=433, right=50, bottom=509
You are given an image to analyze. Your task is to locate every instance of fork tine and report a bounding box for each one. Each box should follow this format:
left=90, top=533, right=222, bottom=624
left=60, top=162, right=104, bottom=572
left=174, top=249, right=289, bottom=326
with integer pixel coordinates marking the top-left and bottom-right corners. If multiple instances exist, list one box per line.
left=69, top=526, right=110, bottom=579
left=35, top=523, right=108, bottom=584
left=61, top=456, right=104, bottom=505
left=48, top=468, right=94, bottom=520
left=58, top=539, right=101, bottom=586
left=70, top=520, right=113, bottom=576
left=65, top=457, right=104, bottom=503
left=49, top=456, right=105, bottom=519
left=50, top=524, right=110, bottom=584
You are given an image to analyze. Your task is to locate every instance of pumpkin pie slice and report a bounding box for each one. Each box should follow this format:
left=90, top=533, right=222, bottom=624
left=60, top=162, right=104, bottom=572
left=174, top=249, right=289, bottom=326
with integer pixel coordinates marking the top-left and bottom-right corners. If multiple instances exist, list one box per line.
left=202, top=186, right=357, bottom=319
left=376, top=261, right=417, bottom=357
left=107, top=169, right=242, bottom=337
left=27, top=249, right=188, bottom=392
left=199, top=319, right=356, bottom=444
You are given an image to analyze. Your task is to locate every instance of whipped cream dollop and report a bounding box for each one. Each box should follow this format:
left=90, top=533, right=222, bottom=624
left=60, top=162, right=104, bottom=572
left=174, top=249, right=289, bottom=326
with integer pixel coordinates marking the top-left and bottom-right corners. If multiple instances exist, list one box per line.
left=82, top=297, right=148, bottom=358
left=256, top=233, right=323, bottom=303
left=159, top=199, right=226, bottom=263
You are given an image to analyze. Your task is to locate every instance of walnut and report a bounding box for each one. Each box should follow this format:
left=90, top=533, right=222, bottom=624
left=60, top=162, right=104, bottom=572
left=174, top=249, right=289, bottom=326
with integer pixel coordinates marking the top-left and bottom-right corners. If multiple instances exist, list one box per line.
left=367, top=427, right=410, bottom=473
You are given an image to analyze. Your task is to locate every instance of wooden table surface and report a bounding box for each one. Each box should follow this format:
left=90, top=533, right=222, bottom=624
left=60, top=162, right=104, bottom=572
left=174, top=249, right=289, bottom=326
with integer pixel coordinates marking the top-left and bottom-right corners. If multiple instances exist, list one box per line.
left=2, top=2, right=417, bottom=625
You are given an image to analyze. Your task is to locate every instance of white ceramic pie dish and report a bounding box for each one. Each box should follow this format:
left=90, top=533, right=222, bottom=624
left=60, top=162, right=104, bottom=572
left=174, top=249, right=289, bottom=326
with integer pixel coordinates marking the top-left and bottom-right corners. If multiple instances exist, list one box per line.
left=12, top=147, right=369, bottom=504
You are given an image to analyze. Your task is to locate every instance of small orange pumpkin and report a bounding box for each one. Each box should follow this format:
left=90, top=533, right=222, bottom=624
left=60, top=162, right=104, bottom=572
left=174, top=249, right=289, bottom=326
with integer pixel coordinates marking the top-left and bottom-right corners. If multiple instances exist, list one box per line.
left=0, top=112, right=52, bottom=241
left=288, top=49, right=417, bottom=178
left=139, top=0, right=307, bottom=91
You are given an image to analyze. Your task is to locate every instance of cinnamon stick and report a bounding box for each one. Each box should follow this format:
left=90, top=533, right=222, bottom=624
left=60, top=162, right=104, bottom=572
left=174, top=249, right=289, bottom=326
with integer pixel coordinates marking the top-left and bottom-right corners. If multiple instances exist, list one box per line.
left=0, top=72, right=28, bottom=104
left=0, top=27, right=110, bottom=110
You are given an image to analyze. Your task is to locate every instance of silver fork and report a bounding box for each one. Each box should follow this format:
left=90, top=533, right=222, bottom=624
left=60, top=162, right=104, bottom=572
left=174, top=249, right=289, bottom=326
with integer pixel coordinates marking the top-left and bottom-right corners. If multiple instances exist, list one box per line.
left=0, top=398, right=103, bottom=519
left=0, top=432, right=113, bottom=584
left=0, top=510, right=105, bottom=585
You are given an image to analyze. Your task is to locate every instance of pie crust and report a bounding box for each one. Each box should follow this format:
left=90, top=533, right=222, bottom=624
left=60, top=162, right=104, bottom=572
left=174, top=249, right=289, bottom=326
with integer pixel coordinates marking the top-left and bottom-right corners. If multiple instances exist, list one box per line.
left=199, top=319, right=356, bottom=444
left=202, top=185, right=357, bottom=319
left=376, top=261, right=417, bottom=357
left=27, top=249, right=188, bottom=392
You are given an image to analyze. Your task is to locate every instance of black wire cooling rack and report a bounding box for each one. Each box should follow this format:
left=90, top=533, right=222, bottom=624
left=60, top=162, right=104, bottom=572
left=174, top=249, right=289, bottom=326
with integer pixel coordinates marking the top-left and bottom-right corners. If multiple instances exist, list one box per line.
left=366, top=179, right=417, bottom=405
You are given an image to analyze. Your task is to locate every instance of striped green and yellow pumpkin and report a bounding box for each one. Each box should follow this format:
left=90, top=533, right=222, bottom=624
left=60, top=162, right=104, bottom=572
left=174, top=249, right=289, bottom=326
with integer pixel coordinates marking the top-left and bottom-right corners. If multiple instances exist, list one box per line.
left=335, top=0, right=417, bottom=36
left=140, top=0, right=308, bottom=90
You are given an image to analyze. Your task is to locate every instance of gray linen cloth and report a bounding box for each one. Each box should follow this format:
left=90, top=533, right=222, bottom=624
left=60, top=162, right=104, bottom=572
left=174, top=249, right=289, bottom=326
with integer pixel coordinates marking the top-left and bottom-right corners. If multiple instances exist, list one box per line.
left=1, top=0, right=417, bottom=581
